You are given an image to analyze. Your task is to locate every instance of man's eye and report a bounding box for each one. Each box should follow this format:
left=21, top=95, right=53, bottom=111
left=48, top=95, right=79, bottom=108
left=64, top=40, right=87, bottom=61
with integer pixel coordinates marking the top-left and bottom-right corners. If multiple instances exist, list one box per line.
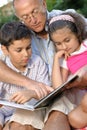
left=22, top=15, right=28, bottom=20
left=33, top=9, right=39, bottom=14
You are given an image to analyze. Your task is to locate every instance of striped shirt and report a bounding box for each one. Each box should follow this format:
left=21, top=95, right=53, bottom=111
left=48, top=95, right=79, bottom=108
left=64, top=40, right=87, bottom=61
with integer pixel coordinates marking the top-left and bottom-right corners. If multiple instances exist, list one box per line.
left=0, top=54, right=50, bottom=100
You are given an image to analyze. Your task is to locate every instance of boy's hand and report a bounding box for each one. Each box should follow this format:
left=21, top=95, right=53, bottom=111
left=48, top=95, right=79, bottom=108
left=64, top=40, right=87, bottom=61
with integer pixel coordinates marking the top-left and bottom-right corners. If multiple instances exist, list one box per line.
left=10, top=85, right=53, bottom=104
left=10, top=90, right=37, bottom=104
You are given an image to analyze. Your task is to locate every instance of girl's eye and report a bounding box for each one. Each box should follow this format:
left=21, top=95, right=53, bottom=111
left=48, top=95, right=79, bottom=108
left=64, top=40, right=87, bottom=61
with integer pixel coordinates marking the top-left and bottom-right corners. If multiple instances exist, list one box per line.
left=65, top=38, right=70, bottom=42
left=55, top=42, right=61, bottom=46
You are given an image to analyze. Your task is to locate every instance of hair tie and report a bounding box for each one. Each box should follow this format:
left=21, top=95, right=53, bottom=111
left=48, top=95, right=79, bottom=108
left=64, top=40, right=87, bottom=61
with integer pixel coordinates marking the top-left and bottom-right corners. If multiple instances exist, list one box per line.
left=49, top=15, right=75, bottom=25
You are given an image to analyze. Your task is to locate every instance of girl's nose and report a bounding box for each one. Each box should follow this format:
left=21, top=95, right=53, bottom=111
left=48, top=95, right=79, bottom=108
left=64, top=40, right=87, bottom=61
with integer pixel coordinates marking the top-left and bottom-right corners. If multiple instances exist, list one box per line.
left=62, top=43, right=67, bottom=49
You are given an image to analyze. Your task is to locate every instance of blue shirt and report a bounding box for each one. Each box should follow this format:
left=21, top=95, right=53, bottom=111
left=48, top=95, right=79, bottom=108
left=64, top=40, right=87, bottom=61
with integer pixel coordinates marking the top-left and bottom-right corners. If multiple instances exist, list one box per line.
left=31, top=9, right=77, bottom=76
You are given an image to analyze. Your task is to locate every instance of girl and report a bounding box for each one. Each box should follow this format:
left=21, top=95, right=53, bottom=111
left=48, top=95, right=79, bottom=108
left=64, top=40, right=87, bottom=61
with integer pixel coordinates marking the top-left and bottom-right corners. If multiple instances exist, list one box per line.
left=48, top=12, right=87, bottom=129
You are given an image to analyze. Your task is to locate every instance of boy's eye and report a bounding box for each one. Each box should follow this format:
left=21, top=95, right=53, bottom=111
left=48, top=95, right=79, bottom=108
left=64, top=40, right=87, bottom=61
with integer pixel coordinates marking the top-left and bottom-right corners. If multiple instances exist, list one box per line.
left=16, top=49, right=22, bottom=52
left=26, top=47, right=31, bottom=50
left=26, top=45, right=31, bottom=50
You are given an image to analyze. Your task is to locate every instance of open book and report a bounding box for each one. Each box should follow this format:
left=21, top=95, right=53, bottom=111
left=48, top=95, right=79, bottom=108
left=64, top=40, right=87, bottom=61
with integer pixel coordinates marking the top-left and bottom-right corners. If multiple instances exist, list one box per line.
left=0, top=75, right=78, bottom=111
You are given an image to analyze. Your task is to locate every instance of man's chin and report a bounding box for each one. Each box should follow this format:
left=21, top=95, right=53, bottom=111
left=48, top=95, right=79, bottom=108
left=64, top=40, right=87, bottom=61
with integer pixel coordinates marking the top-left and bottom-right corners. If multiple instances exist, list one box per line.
left=34, top=29, right=43, bottom=33
left=33, top=26, right=44, bottom=33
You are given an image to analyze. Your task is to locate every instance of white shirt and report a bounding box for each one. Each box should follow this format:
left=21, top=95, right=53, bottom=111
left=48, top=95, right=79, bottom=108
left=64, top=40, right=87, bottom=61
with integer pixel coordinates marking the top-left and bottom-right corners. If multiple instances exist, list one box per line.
left=0, top=54, right=50, bottom=100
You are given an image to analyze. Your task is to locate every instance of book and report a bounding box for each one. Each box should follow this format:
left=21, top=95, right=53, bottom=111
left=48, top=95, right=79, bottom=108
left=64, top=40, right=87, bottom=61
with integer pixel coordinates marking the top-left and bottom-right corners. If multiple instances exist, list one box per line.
left=0, top=74, right=78, bottom=111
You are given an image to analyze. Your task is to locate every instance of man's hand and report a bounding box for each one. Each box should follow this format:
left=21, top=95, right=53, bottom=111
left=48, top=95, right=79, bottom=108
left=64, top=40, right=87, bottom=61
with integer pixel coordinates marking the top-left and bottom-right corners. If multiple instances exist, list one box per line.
left=25, top=79, right=53, bottom=99
left=10, top=83, right=53, bottom=104
left=31, top=81, right=54, bottom=98
left=66, top=65, right=87, bottom=89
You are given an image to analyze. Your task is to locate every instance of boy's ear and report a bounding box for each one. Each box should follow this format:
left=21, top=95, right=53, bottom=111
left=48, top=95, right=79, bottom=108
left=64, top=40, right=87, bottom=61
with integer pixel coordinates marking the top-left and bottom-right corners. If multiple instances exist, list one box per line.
left=1, top=45, right=9, bottom=56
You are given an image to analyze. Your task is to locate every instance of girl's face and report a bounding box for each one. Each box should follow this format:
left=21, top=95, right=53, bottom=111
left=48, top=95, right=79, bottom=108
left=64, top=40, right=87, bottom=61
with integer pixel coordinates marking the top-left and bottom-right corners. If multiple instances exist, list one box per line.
left=51, top=27, right=80, bottom=54
left=2, top=38, right=31, bottom=71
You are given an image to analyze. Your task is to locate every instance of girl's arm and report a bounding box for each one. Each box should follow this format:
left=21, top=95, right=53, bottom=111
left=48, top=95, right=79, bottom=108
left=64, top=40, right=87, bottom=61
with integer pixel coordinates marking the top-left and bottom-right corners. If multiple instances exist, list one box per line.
left=52, top=51, right=69, bottom=89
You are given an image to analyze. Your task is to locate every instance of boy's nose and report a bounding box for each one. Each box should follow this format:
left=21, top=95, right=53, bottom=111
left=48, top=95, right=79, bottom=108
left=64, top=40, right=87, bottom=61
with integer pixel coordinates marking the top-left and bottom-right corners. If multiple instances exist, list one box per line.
left=23, top=50, right=28, bottom=56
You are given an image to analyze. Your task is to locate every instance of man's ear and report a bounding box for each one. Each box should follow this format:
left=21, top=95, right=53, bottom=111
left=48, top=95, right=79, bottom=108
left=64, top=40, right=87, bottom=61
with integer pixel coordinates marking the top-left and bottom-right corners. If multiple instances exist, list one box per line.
left=43, top=0, right=47, bottom=8
left=42, top=0, right=47, bottom=13
left=1, top=45, right=9, bottom=56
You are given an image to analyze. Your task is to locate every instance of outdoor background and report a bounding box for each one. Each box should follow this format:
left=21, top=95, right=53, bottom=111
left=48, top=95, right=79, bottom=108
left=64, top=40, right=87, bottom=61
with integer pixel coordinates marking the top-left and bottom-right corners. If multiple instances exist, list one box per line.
left=0, top=0, right=87, bottom=28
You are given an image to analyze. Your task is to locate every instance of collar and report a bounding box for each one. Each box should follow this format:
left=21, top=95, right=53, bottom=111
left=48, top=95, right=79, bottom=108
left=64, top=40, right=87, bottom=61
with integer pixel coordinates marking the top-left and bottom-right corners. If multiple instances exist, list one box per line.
left=5, top=56, right=34, bottom=75
left=45, top=11, right=50, bottom=32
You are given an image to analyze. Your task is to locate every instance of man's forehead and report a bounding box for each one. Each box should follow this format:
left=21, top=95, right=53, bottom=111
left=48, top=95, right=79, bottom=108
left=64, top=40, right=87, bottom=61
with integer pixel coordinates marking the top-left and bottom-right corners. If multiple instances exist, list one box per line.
left=14, top=0, right=42, bottom=11
left=14, top=0, right=29, bottom=5
left=13, top=0, right=40, bottom=14
left=13, top=0, right=41, bottom=5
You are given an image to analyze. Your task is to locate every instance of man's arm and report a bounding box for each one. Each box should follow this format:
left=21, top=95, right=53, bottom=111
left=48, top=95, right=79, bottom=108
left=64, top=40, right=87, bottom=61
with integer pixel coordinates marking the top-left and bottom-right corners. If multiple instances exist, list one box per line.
left=0, top=60, right=29, bottom=86
left=0, top=60, right=53, bottom=98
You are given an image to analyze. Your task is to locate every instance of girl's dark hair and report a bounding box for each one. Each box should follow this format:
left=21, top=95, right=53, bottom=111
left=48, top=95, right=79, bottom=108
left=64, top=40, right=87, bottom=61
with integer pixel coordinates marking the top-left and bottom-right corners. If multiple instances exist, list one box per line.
left=49, top=12, right=87, bottom=43
left=0, top=21, right=31, bottom=47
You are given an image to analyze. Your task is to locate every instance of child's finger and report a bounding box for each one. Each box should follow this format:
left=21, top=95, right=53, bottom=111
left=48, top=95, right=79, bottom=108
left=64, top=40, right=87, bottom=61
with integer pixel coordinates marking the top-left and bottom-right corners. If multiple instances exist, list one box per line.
left=10, top=93, right=21, bottom=102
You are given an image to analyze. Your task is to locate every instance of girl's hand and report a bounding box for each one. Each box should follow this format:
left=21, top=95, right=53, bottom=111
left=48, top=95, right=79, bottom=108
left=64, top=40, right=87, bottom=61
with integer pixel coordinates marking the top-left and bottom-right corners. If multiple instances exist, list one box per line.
left=64, top=51, right=70, bottom=60
left=55, top=50, right=70, bottom=60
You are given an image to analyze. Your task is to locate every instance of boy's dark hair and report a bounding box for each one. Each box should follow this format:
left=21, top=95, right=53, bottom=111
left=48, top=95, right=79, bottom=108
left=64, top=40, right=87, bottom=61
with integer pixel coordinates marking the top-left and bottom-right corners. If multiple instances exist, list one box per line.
left=0, top=21, right=31, bottom=47
left=49, top=12, right=87, bottom=43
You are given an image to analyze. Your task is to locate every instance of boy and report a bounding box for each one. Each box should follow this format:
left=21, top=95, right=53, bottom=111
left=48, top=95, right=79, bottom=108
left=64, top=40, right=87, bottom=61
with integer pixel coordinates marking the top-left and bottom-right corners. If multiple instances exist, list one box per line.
left=0, top=21, right=51, bottom=130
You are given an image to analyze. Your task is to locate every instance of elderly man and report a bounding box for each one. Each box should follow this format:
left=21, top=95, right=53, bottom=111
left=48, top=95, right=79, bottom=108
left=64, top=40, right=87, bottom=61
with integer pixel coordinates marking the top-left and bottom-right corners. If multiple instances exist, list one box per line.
left=1, top=0, right=87, bottom=130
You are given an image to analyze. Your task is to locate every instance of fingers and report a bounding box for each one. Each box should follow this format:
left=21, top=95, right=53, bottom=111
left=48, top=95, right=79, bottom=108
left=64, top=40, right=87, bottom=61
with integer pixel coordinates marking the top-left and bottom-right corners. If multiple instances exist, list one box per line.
left=10, top=92, right=28, bottom=104
left=64, top=51, right=70, bottom=60
left=26, top=80, right=53, bottom=99
left=34, top=86, right=47, bottom=99
left=10, top=83, right=54, bottom=104
left=34, top=83, right=53, bottom=99
left=76, top=65, right=87, bottom=77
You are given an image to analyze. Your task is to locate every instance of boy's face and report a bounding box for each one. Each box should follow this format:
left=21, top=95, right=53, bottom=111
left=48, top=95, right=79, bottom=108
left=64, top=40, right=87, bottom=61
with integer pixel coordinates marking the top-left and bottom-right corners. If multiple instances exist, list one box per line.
left=2, top=38, right=31, bottom=71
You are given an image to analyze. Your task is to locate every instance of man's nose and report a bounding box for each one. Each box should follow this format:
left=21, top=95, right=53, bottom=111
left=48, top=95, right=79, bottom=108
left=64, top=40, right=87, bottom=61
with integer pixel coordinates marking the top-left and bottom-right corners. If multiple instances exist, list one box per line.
left=29, top=14, right=37, bottom=24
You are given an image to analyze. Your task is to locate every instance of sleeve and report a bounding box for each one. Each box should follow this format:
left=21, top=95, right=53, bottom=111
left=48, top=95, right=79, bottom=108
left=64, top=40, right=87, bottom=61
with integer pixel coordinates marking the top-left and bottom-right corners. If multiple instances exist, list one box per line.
left=59, top=58, right=68, bottom=70
left=0, top=45, right=5, bottom=61
left=34, top=55, right=51, bottom=86
left=83, top=39, right=87, bottom=47
left=0, top=82, right=4, bottom=97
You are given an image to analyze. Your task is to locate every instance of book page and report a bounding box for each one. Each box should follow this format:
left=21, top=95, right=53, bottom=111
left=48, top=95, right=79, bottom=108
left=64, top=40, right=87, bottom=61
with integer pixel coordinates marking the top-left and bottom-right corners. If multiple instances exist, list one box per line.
left=0, top=98, right=38, bottom=111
